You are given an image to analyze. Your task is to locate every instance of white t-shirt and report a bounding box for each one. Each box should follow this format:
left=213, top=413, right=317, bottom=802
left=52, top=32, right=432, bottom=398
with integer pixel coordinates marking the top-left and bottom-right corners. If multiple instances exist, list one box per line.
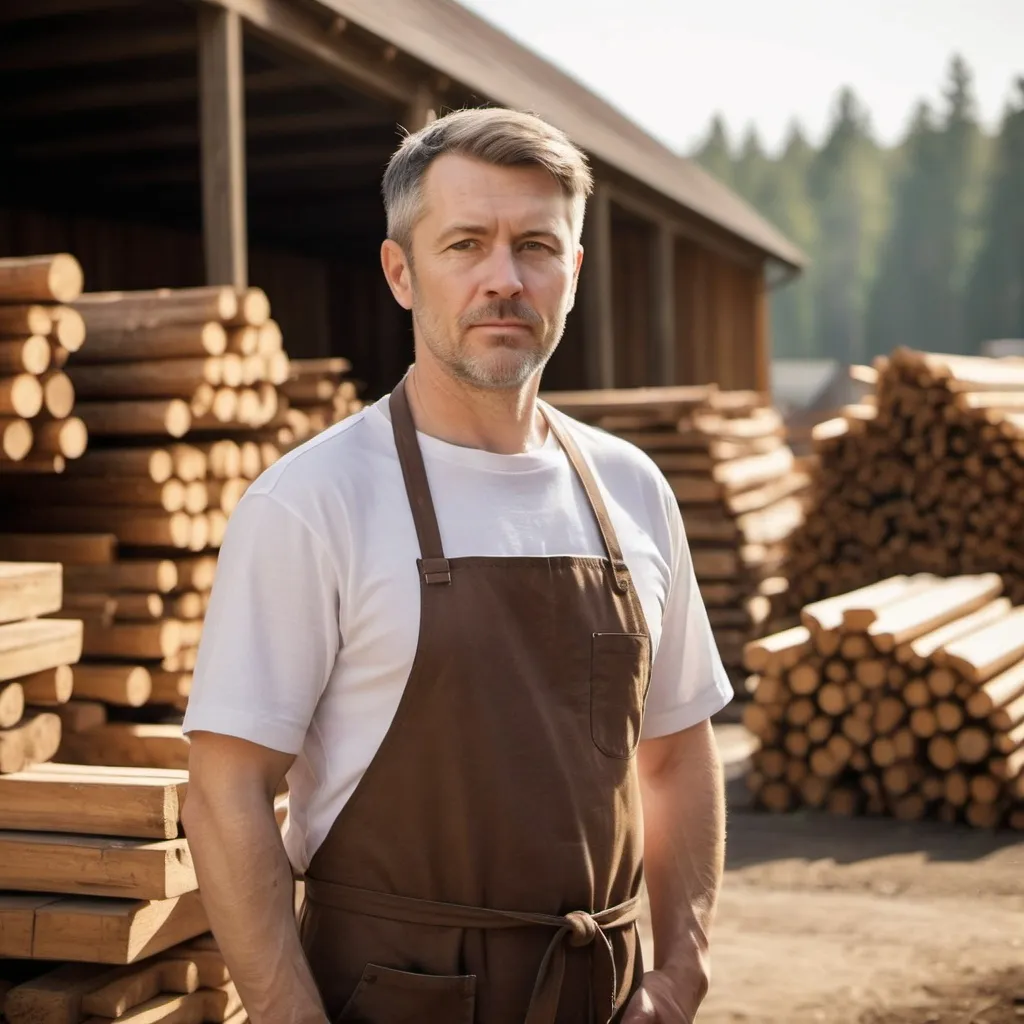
left=183, top=396, right=732, bottom=873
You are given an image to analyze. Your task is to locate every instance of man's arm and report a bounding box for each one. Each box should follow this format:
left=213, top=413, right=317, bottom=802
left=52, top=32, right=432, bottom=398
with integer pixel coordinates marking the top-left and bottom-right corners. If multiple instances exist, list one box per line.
left=624, top=718, right=726, bottom=1023
left=183, top=731, right=328, bottom=1024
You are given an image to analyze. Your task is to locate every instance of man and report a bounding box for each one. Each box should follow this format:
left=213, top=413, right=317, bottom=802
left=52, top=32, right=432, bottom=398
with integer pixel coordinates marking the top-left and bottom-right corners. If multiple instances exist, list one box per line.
left=183, top=106, right=730, bottom=1024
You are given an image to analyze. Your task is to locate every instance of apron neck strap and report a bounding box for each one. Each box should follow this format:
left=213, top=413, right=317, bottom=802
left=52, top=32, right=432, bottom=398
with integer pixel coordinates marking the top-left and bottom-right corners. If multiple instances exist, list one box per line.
left=541, top=405, right=631, bottom=593
left=389, top=375, right=630, bottom=593
left=389, top=376, right=450, bottom=583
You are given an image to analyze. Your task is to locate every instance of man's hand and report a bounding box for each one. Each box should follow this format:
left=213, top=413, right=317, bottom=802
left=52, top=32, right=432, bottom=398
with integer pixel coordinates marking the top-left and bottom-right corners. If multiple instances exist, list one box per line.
left=622, top=969, right=695, bottom=1022
left=183, top=731, right=328, bottom=1024
left=633, top=719, right=724, bottom=1024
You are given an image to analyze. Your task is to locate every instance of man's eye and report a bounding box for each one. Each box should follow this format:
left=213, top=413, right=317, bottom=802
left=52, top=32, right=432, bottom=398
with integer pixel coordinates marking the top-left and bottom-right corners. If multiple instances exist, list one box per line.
left=450, top=239, right=476, bottom=250
left=521, top=241, right=555, bottom=253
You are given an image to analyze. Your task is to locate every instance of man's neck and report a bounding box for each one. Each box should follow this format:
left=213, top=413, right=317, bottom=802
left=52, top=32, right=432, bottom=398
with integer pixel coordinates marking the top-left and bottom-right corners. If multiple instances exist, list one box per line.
left=404, top=360, right=548, bottom=455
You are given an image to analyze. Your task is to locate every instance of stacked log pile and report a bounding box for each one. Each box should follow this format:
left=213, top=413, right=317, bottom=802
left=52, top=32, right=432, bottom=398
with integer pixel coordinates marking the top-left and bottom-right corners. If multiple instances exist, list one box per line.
left=0, top=286, right=294, bottom=773
left=0, top=760, right=245, bottom=1024
left=273, top=357, right=363, bottom=448
left=0, top=255, right=89, bottom=473
left=0, top=561, right=84, bottom=776
left=743, top=574, right=1024, bottom=829
left=782, top=349, right=1024, bottom=615
left=542, top=385, right=807, bottom=679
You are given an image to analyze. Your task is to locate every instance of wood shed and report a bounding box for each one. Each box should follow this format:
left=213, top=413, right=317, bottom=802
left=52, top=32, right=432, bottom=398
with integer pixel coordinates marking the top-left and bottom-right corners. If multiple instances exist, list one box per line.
left=0, top=0, right=803, bottom=397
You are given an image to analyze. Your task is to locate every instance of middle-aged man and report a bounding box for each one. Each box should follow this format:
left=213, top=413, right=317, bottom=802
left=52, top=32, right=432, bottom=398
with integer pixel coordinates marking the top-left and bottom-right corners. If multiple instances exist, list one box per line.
left=182, top=106, right=731, bottom=1024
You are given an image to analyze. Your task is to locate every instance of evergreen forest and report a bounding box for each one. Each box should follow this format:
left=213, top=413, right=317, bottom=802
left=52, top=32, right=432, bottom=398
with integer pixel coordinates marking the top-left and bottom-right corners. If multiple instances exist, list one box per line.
left=692, top=58, right=1024, bottom=362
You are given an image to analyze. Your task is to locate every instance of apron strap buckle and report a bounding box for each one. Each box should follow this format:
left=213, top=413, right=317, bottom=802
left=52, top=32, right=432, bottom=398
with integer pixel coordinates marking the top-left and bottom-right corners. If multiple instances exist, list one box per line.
left=419, top=557, right=452, bottom=585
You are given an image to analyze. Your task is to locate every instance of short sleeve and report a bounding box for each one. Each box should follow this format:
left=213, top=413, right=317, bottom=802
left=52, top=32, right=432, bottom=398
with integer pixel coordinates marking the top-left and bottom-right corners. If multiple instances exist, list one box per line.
left=641, top=482, right=733, bottom=739
left=182, top=492, right=340, bottom=754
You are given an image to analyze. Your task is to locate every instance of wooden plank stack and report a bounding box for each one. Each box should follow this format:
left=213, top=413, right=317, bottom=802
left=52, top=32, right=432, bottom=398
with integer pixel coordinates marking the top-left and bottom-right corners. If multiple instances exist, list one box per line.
left=781, top=348, right=1024, bottom=617
left=0, top=531, right=199, bottom=773
left=273, top=357, right=363, bottom=448
left=743, top=574, right=1024, bottom=829
left=0, top=761, right=245, bottom=1024
left=542, top=385, right=807, bottom=679
left=0, top=561, right=83, bottom=776
left=0, top=255, right=89, bottom=473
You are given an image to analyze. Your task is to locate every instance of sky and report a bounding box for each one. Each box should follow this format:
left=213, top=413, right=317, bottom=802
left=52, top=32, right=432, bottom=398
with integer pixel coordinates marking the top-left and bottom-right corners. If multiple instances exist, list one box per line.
left=458, top=0, right=1024, bottom=155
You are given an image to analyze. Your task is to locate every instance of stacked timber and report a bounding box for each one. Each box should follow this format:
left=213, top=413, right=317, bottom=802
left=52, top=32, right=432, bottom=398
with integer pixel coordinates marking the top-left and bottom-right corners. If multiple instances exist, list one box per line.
left=0, top=255, right=89, bottom=473
left=0, top=286, right=295, bottom=772
left=0, top=533, right=203, bottom=773
left=68, top=285, right=286, bottom=438
left=743, top=574, right=1024, bottom=829
left=0, top=762, right=245, bottom=1024
left=0, top=561, right=83, bottom=775
left=782, top=349, right=1024, bottom=616
left=274, top=357, right=363, bottom=447
left=543, top=385, right=807, bottom=679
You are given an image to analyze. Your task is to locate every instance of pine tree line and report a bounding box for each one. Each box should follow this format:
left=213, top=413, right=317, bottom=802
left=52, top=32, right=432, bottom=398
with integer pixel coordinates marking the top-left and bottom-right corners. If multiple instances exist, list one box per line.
left=693, top=58, right=1024, bottom=362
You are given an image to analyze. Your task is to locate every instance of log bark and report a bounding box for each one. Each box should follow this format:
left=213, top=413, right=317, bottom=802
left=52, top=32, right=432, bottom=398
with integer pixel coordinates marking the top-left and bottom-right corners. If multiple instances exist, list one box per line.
left=0, top=254, right=83, bottom=304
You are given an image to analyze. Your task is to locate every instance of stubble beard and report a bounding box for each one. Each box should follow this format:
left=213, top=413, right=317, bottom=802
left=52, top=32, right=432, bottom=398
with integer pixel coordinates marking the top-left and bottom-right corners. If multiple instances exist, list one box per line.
left=413, top=300, right=568, bottom=392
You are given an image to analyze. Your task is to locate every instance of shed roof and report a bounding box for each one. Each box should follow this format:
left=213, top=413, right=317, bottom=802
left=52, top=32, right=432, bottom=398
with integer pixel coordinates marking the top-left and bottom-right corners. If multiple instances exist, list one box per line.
left=313, top=0, right=805, bottom=269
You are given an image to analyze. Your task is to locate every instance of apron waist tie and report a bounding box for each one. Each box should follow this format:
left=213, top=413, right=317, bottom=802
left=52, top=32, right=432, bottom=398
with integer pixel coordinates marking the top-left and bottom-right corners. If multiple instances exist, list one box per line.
left=303, top=878, right=641, bottom=1024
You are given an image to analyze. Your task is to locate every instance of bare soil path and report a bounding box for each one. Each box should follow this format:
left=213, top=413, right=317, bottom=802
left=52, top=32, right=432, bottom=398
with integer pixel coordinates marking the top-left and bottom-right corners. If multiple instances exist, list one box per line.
left=639, top=726, right=1024, bottom=1023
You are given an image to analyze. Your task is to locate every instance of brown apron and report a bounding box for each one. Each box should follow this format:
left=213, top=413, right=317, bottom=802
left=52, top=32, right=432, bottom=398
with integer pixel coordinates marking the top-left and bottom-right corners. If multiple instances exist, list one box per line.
left=299, top=377, right=652, bottom=1024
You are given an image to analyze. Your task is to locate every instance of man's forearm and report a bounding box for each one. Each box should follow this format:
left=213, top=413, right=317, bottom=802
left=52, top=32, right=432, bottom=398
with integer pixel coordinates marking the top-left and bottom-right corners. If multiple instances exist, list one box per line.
left=639, top=719, right=726, bottom=1015
left=184, top=787, right=327, bottom=1024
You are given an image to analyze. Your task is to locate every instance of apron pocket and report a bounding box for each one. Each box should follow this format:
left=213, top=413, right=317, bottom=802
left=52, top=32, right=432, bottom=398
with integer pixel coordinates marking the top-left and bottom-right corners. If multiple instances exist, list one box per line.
left=590, top=632, right=651, bottom=759
left=335, top=963, right=476, bottom=1023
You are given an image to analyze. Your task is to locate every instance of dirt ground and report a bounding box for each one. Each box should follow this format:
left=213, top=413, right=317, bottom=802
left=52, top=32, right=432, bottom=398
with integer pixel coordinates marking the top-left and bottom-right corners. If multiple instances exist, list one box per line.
left=638, top=726, right=1024, bottom=1023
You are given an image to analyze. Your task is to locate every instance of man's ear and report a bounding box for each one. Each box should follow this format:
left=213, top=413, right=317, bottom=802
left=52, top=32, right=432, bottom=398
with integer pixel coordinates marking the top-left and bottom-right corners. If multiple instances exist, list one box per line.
left=381, top=239, right=414, bottom=310
left=566, top=244, right=584, bottom=313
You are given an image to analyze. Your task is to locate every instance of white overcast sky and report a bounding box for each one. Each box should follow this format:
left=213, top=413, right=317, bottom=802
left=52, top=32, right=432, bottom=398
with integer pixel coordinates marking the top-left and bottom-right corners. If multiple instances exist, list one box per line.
left=458, top=0, right=1024, bottom=154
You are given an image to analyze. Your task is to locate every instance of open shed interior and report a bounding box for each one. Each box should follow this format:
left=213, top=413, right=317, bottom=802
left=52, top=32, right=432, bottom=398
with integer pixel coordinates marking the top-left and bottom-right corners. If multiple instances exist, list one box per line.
left=0, top=0, right=777, bottom=397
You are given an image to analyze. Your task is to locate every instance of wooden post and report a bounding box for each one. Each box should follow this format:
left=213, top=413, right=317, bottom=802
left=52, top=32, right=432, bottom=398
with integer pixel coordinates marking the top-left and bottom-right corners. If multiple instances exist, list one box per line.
left=753, top=263, right=770, bottom=393
left=198, top=6, right=248, bottom=290
left=652, top=221, right=676, bottom=385
left=405, top=85, right=437, bottom=133
left=582, top=183, right=614, bottom=388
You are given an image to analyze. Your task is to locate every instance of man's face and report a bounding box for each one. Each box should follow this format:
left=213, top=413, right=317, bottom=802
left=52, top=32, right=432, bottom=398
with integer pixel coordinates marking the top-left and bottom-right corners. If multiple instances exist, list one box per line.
left=384, top=154, right=582, bottom=390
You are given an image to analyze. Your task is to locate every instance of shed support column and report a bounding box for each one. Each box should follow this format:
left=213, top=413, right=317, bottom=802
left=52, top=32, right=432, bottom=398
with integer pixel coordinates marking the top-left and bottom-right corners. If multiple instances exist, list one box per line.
left=754, top=266, right=770, bottom=393
left=652, top=221, right=676, bottom=385
left=405, top=85, right=438, bottom=133
left=198, top=5, right=248, bottom=289
left=582, top=183, right=614, bottom=388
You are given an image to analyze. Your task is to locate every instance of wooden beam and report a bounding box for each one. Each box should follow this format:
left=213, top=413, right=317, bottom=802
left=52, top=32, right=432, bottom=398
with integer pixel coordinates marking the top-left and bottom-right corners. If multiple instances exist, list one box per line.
left=0, top=0, right=144, bottom=24
left=1, top=69, right=309, bottom=118
left=101, top=144, right=392, bottom=185
left=16, top=110, right=393, bottom=159
left=581, top=182, right=614, bottom=389
left=197, top=0, right=417, bottom=105
left=198, top=5, right=248, bottom=290
left=652, top=220, right=676, bottom=385
left=603, top=177, right=764, bottom=271
left=0, top=28, right=195, bottom=72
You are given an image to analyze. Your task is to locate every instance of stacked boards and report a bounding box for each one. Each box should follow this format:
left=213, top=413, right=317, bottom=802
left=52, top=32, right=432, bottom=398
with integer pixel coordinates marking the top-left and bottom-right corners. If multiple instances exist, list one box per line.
left=0, top=762, right=242, bottom=1024
left=542, top=385, right=807, bottom=680
left=743, top=574, right=1024, bottom=828
left=782, top=349, right=1024, bottom=616
left=0, top=255, right=88, bottom=473
left=0, top=561, right=83, bottom=775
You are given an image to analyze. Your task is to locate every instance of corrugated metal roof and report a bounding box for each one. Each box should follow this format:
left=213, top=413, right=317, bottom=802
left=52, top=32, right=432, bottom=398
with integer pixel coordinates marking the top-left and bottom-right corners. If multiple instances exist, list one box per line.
left=314, top=0, right=805, bottom=268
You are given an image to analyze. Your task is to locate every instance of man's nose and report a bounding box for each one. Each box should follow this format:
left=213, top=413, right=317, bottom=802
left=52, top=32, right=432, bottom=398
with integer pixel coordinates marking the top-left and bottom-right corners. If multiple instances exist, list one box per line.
left=482, top=245, right=524, bottom=298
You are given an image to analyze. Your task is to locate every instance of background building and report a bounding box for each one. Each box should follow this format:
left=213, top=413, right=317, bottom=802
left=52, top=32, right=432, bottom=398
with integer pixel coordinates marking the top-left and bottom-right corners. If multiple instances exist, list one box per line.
left=0, top=0, right=802, bottom=397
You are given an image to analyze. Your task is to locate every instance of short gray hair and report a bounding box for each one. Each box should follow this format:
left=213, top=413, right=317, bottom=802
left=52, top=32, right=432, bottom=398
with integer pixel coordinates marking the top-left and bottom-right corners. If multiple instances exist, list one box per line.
left=382, top=107, right=593, bottom=251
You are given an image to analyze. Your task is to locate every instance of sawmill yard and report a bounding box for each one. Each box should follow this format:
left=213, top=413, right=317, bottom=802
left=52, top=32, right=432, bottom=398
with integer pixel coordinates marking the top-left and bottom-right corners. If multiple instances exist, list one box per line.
left=664, top=733, right=1024, bottom=1024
